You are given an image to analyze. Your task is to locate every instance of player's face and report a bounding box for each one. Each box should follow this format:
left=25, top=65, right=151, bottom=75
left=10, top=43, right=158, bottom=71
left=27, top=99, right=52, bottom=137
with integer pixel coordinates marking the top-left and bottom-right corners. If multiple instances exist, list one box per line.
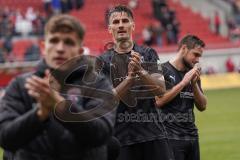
left=183, top=46, right=203, bottom=69
left=108, top=12, right=135, bottom=42
left=42, top=32, right=83, bottom=69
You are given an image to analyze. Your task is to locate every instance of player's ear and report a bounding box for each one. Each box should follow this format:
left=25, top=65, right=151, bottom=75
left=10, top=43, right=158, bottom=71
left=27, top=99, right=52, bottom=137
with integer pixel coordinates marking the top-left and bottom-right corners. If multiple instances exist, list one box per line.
left=183, top=45, right=190, bottom=56
left=108, top=25, right=112, bottom=34
left=181, top=45, right=188, bottom=52
left=78, top=47, right=84, bottom=55
left=132, top=22, right=135, bottom=31
left=40, top=39, right=46, bottom=57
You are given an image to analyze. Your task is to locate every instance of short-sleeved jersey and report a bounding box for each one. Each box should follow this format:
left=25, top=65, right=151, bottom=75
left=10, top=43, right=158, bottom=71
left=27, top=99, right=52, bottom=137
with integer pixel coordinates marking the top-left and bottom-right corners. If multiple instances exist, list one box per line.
left=160, top=61, right=202, bottom=140
left=98, top=44, right=166, bottom=146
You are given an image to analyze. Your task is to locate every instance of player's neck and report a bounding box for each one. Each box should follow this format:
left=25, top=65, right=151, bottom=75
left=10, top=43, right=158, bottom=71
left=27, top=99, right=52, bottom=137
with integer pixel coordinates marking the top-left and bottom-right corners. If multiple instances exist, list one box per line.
left=114, top=40, right=134, bottom=54
left=170, top=58, right=186, bottom=71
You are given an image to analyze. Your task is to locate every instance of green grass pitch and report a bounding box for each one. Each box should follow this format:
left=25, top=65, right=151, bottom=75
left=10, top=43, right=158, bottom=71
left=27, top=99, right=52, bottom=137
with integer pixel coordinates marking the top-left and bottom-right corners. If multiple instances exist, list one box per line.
left=196, top=88, right=240, bottom=160
left=0, top=88, right=240, bottom=160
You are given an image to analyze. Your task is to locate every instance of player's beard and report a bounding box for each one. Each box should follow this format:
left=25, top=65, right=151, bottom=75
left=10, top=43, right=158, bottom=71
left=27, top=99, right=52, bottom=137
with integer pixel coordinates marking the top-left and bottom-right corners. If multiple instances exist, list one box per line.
left=116, top=36, right=130, bottom=43
left=182, top=57, right=193, bottom=70
left=115, top=38, right=133, bottom=52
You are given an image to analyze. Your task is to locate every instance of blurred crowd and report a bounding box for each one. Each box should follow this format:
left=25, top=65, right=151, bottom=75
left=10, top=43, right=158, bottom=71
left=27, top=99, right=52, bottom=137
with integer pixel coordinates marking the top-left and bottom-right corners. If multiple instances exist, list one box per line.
left=0, top=87, right=4, bottom=99
left=0, top=0, right=85, bottom=63
left=225, top=0, right=240, bottom=42
left=204, top=57, right=240, bottom=75
left=142, top=0, right=180, bottom=47
left=0, top=7, right=45, bottom=63
left=0, top=0, right=239, bottom=69
left=0, top=7, right=46, bottom=38
left=43, top=0, right=84, bottom=15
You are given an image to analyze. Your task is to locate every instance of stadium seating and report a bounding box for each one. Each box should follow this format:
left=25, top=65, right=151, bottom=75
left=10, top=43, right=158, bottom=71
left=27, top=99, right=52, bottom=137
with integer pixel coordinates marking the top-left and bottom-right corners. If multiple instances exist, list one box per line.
left=71, top=0, right=238, bottom=52
left=0, top=0, right=42, bottom=12
left=1, top=0, right=238, bottom=59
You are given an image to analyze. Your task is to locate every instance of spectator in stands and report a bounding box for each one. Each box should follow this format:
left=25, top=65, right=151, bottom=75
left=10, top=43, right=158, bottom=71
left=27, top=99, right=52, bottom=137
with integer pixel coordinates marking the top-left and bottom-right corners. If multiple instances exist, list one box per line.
left=52, top=0, right=62, bottom=15
left=0, top=88, right=5, bottom=99
left=142, top=25, right=154, bottom=46
left=3, top=31, right=13, bottom=53
left=227, top=17, right=236, bottom=35
left=151, top=1, right=180, bottom=46
left=0, top=12, right=3, bottom=37
left=237, top=61, right=240, bottom=73
left=61, top=0, right=70, bottom=13
left=225, top=0, right=240, bottom=38
left=0, top=7, right=15, bottom=38
left=0, top=7, right=46, bottom=38
left=15, top=10, right=33, bottom=36
left=43, top=0, right=52, bottom=16
left=152, top=21, right=164, bottom=47
left=159, top=5, right=171, bottom=29
left=26, top=7, right=37, bottom=23
left=225, top=57, right=235, bottom=72
left=32, top=11, right=46, bottom=37
left=42, top=0, right=52, bottom=14
left=152, top=0, right=166, bottom=21
left=2, top=31, right=14, bottom=62
left=128, top=0, right=139, bottom=9
left=231, top=0, right=240, bottom=15
left=65, top=0, right=84, bottom=11
left=172, top=17, right=180, bottom=44
left=0, top=51, right=4, bottom=63
left=166, top=24, right=175, bottom=44
left=24, top=40, right=41, bottom=61
left=214, top=11, right=221, bottom=35
left=76, top=0, right=85, bottom=10
left=205, top=66, right=216, bottom=75
left=0, top=46, right=6, bottom=63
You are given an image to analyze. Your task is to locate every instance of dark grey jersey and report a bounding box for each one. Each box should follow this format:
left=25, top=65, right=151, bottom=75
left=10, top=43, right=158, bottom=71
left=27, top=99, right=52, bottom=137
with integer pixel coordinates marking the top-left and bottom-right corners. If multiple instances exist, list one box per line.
left=98, top=44, right=166, bottom=146
left=160, top=61, right=202, bottom=140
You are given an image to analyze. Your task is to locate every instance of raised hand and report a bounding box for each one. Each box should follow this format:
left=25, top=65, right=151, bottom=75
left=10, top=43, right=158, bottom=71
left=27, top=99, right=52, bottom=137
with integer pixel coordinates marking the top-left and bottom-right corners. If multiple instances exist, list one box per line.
left=181, top=66, right=200, bottom=86
left=191, top=64, right=201, bottom=85
left=128, top=51, right=143, bottom=77
left=25, top=70, right=64, bottom=120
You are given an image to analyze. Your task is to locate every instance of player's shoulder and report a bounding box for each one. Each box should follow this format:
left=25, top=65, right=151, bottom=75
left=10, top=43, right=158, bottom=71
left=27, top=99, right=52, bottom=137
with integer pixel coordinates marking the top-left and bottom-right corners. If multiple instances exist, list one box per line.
left=161, top=61, right=173, bottom=73
left=161, top=61, right=170, bottom=67
left=98, top=48, right=115, bottom=63
left=134, top=44, right=157, bottom=56
left=10, top=72, right=33, bottom=85
left=4, top=72, right=33, bottom=97
left=134, top=44, right=159, bottom=62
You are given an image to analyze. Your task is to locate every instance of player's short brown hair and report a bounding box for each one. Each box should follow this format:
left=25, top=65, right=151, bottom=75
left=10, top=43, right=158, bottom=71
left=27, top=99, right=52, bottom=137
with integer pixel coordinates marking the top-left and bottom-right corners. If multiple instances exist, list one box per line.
left=107, top=5, right=134, bottom=24
left=44, top=14, right=85, bottom=42
left=178, top=34, right=205, bottom=50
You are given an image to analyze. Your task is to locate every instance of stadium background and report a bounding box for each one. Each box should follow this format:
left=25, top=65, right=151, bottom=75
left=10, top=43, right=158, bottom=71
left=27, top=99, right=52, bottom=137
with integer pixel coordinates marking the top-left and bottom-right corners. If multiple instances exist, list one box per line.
left=0, top=0, right=239, bottom=159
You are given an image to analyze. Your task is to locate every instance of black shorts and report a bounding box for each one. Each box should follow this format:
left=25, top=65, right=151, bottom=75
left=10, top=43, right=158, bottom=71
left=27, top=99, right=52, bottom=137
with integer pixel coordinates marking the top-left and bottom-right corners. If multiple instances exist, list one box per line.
left=117, top=139, right=174, bottom=160
left=169, top=139, right=200, bottom=160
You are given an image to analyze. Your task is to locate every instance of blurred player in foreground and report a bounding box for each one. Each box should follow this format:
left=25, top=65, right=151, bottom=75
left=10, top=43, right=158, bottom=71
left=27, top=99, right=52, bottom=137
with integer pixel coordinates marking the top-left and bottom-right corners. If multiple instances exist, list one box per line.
left=0, top=14, right=117, bottom=160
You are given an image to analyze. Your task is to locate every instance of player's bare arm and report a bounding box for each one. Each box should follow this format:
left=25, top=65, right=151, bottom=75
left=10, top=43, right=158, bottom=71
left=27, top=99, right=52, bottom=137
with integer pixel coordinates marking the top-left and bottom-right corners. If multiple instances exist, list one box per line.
left=130, top=51, right=166, bottom=96
left=191, top=68, right=207, bottom=111
left=155, top=66, right=199, bottom=108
